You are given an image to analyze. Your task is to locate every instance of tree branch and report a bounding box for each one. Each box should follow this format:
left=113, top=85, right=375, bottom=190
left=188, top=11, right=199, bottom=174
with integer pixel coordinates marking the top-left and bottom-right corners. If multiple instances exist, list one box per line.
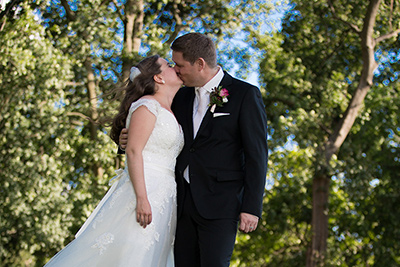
left=112, top=0, right=124, bottom=21
left=325, top=0, right=381, bottom=162
left=313, top=28, right=350, bottom=78
left=319, top=123, right=332, bottom=135
left=0, top=0, right=21, bottom=20
left=0, top=0, right=22, bottom=31
left=65, top=81, right=85, bottom=86
left=389, top=0, right=394, bottom=31
left=375, top=29, right=400, bottom=44
left=164, top=1, right=185, bottom=46
left=327, top=0, right=361, bottom=34
left=66, top=112, right=97, bottom=124
left=60, top=0, right=76, bottom=21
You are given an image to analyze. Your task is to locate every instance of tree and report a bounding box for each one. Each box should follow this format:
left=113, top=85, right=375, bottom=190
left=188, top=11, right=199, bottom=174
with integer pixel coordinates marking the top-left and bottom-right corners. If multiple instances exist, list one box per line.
left=240, top=0, right=400, bottom=266
left=0, top=3, right=77, bottom=265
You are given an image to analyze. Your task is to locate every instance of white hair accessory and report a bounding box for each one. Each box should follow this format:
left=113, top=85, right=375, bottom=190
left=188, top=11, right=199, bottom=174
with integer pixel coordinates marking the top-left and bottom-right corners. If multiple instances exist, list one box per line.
left=129, top=67, right=141, bottom=82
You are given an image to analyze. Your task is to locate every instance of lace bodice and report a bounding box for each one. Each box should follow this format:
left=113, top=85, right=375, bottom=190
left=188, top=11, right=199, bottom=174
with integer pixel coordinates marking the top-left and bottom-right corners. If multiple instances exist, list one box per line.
left=125, top=98, right=184, bottom=172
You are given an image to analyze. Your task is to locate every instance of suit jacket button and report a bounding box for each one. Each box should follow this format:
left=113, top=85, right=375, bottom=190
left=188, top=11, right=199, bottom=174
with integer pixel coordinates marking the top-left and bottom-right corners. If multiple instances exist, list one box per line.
left=190, top=148, right=195, bottom=152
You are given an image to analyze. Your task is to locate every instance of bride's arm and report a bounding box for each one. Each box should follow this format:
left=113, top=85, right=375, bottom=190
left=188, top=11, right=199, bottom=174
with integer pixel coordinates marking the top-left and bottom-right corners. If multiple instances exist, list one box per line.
left=125, top=106, right=156, bottom=229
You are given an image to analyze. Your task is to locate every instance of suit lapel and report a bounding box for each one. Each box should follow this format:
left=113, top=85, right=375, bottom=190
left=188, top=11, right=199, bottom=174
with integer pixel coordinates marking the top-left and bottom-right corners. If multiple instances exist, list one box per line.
left=194, top=106, right=212, bottom=140
left=193, top=72, right=233, bottom=141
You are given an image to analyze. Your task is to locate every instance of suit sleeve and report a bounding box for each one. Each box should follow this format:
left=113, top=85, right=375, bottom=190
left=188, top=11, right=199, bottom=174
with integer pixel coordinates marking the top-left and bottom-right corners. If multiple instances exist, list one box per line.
left=239, top=86, right=268, bottom=218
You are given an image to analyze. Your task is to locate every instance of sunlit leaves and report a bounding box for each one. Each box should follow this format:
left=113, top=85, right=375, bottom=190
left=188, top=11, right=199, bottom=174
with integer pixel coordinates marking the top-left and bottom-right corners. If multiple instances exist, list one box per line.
left=250, top=0, right=400, bottom=265
left=0, top=7, right=76, bottom=266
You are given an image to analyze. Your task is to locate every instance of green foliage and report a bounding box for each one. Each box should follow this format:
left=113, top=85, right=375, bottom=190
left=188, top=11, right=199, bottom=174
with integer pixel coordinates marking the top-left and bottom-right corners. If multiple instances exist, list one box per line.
left=327, top=80, right=400, bottom=266
left=237, top=0, right=400, bottom=266
left=232, top=146, right=313, bottom=266
left=0, top=7, right=76, bottom=265
left=0, top=2, right=118, bottom=265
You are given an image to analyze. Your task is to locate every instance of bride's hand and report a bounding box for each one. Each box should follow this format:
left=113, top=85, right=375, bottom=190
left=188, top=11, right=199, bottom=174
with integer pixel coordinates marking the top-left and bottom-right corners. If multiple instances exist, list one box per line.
left=136, top=198, right=152, bottom=228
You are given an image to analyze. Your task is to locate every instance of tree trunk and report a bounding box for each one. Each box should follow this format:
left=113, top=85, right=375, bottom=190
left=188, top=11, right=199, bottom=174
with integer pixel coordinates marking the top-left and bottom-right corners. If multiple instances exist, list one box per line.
left=306, top=0, right=384, bottom=266
left=123, top=0, right=144, bottom=80
left=85, top=57, right=104, bottom=179
left=307, top=165, right=330, bottom=267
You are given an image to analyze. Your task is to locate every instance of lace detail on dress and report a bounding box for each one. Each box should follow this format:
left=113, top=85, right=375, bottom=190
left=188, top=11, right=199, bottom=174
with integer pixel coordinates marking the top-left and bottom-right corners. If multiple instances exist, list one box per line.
left=140, top=223, right=160, bottom=251
left=126, top=199, right=136, bottom=211
left=92, top=209, right=104, bottom=229
left=109, top=187, right=123, bottom=208
left=91, top=233, right=114, bottom=255
left=126, top=98, right=159, bottom=127
left=125, top=98, right=183, bottom=172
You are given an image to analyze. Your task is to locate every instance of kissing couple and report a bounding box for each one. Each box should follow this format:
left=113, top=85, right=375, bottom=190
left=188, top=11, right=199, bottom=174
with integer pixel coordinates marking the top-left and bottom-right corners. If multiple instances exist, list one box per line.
left=45, top=32, right=268, bottom=267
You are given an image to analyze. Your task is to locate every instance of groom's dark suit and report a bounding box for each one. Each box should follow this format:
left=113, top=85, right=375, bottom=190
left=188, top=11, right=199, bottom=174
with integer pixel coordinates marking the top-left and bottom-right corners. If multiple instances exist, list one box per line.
left=172, top=71, right=268, bottom=266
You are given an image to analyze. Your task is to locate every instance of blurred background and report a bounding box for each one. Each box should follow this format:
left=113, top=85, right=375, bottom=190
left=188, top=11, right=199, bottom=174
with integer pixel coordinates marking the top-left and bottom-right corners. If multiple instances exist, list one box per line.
left=1, top=0, right=399, bottom=266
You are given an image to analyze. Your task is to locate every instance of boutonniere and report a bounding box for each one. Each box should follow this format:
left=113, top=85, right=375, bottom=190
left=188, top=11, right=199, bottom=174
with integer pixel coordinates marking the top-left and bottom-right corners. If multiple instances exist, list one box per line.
left=209, top=86, right=229, bottom=113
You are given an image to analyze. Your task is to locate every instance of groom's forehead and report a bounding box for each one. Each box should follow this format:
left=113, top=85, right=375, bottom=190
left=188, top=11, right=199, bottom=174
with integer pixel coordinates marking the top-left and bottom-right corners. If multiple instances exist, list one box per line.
left=172, top=54, right=194, bottom=68
left=171, top=51, right=182, bottom=61
left=172, top=51, right=188, bottom=61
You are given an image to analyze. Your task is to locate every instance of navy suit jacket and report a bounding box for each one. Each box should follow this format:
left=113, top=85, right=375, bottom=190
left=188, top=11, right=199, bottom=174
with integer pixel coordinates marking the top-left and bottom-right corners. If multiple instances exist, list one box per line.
left=172, top=72, right=268, bottom=220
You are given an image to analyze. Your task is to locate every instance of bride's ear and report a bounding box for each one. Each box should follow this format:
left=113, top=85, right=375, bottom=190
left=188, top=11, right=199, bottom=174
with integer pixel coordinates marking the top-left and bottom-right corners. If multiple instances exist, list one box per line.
left=153, top=74, right=165, bottom=84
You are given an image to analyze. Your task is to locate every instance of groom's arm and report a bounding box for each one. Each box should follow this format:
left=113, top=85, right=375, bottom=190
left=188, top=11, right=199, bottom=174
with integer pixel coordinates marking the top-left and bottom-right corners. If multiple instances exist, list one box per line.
left=239, top=85, right=268, bottom=218
left=117, top=128, right=129, bottom=154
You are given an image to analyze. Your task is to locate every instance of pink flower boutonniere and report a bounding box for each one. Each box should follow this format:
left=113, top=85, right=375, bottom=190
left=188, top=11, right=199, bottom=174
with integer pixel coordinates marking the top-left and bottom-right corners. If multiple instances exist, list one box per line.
left=209, top=86, right=229, bottom=113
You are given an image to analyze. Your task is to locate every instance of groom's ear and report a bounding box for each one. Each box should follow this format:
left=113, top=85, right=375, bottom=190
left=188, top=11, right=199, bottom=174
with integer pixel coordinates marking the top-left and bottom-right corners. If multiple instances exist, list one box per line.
left=196, top=58, right=206, bottom=71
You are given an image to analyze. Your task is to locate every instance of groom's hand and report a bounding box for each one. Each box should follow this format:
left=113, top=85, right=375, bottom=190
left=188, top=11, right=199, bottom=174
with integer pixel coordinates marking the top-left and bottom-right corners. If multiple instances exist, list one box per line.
left=119, top=128, right=129, bottom=150
left=239, top=212, right=259, bottom=233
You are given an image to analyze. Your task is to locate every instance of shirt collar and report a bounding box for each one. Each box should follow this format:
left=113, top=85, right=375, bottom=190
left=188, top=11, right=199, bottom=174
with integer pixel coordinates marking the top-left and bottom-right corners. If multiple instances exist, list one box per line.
left=195, top=67, right=224, bottom=93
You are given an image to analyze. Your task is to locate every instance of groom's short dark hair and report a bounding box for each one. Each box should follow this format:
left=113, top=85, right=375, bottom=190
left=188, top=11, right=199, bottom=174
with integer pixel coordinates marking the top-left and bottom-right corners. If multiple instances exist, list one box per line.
left=171, top=33, right=217, bottom=68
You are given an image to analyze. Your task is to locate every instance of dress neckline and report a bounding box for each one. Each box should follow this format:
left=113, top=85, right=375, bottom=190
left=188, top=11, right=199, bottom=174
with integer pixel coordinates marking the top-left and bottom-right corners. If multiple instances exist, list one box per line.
left=136, top=98, right=181, bottom=134
left=139, top=97, right=174, bottom=116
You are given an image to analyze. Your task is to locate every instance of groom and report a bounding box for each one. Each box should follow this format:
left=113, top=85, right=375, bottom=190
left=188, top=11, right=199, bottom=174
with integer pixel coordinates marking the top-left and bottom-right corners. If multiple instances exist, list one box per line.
left=170, top=33, right=267, bottom=266
left=120, top=33, right=267, bottom=266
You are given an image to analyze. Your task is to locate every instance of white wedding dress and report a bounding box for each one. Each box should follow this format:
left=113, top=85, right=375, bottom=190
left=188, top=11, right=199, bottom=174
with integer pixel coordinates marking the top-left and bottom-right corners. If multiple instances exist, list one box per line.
left=45, top=98, right=184, bottom=267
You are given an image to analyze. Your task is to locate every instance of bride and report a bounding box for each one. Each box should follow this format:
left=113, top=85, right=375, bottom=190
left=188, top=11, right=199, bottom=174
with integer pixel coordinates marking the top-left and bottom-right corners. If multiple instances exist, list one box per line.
left=45, top=55, right=184, bottom=267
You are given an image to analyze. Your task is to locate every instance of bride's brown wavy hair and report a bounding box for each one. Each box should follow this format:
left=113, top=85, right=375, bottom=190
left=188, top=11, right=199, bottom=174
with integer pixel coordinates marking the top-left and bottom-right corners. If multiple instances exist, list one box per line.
left=110, top=55, right=161, bottom=145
